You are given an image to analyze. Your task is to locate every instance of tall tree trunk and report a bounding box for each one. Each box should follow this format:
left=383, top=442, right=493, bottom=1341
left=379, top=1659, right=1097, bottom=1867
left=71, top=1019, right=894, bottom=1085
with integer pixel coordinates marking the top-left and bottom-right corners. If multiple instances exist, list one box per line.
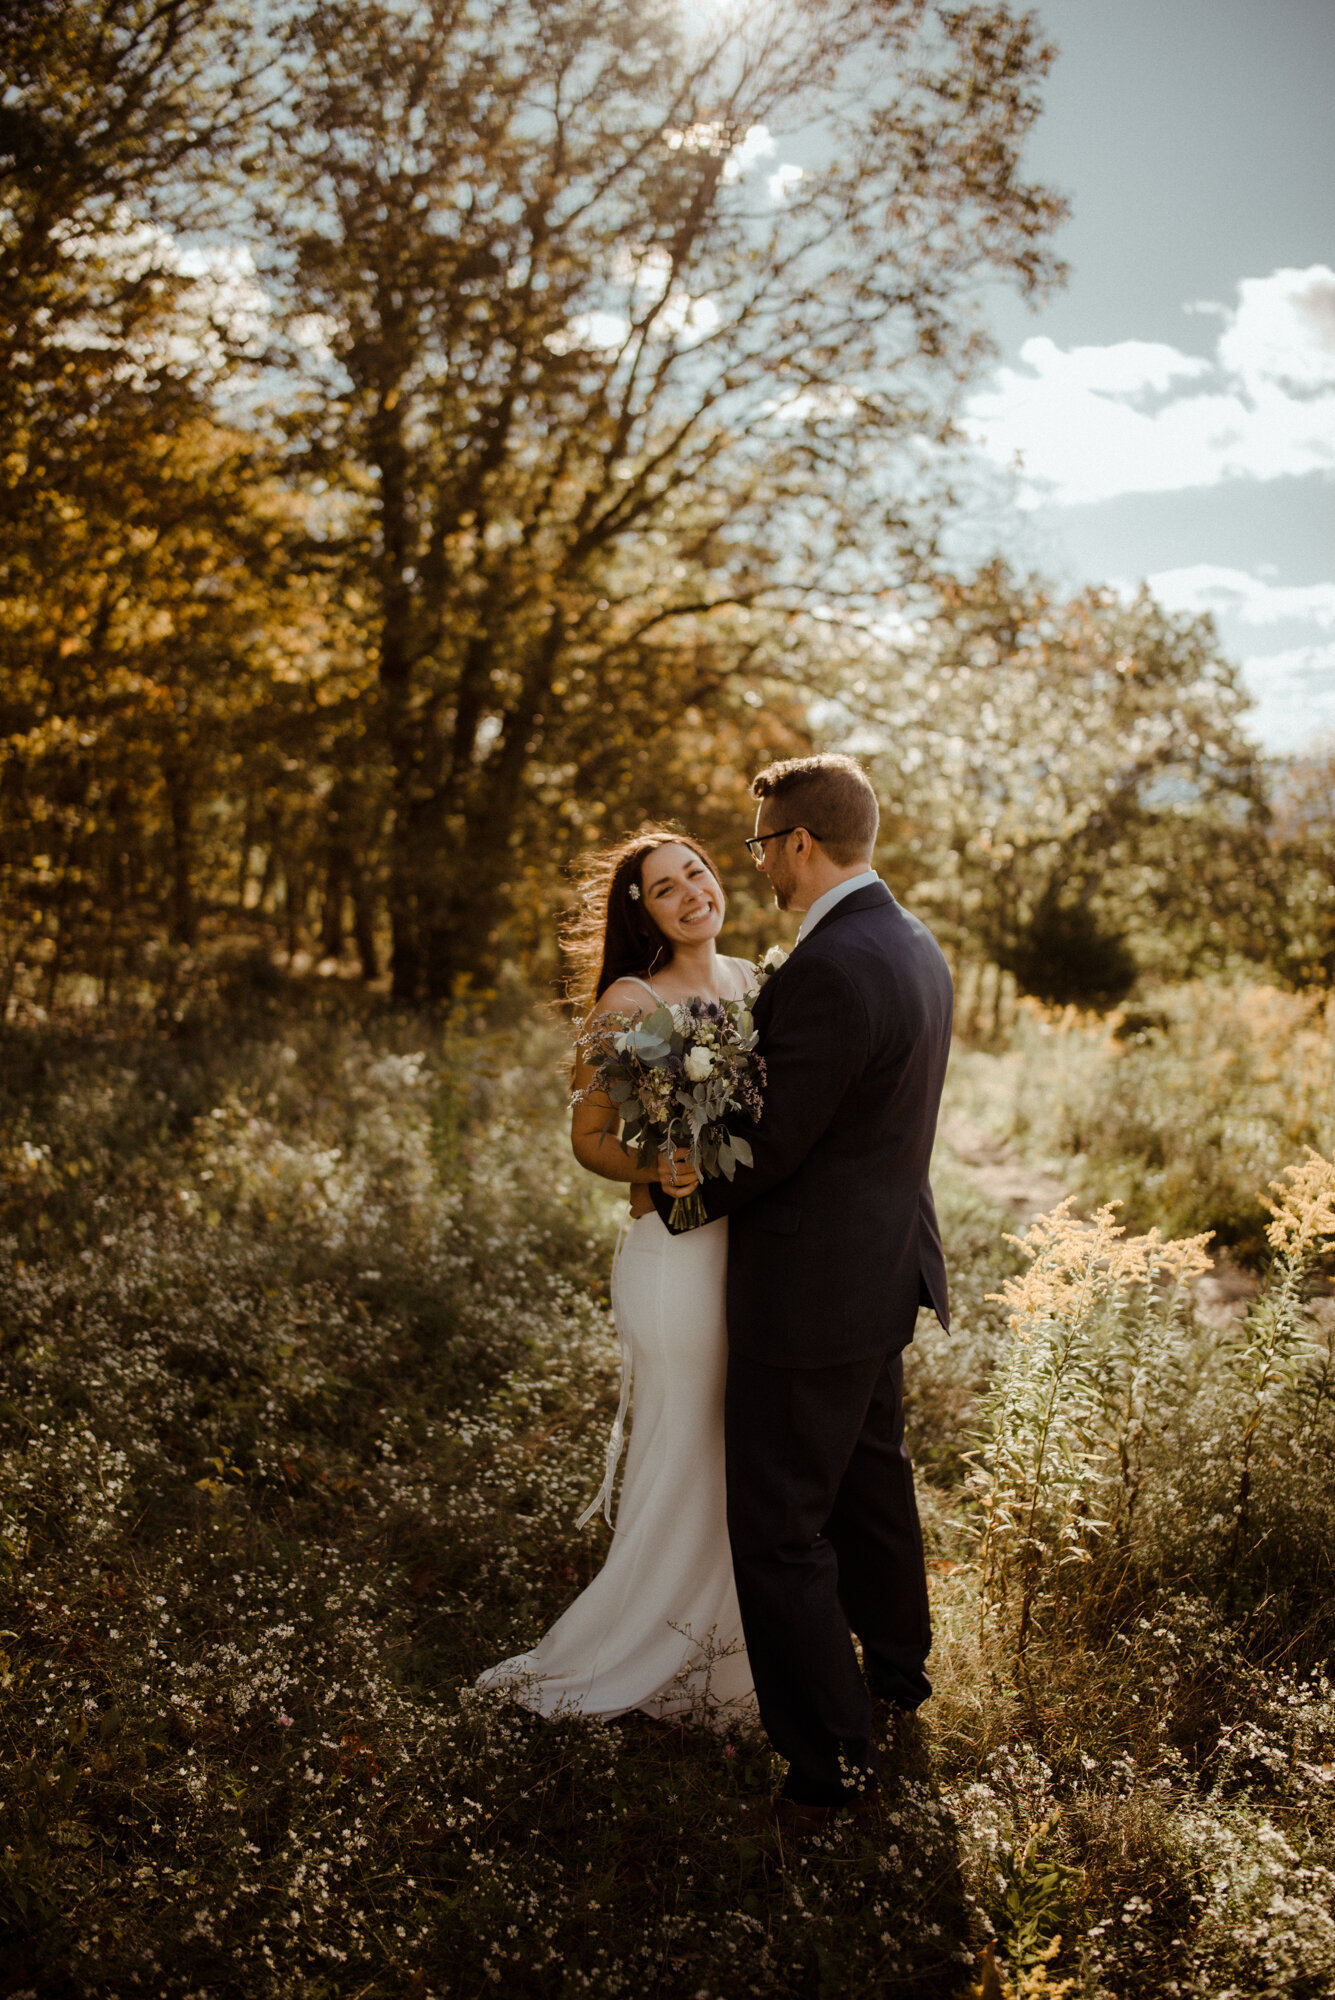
left=166, top=762, right=196, bottom=948
left=320, top=867, right=345, bottom=960
left=409, top=620, right=560, bottom=999
left=371, top=391, right=435, bottom=1003
left=351, top=875, right=380, bottom=981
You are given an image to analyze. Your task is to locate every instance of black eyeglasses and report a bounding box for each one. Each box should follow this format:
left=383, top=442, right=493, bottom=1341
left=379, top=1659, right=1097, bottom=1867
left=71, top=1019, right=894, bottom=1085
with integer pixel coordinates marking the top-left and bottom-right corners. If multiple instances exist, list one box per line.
left=744, top=826, right=822, bottom=860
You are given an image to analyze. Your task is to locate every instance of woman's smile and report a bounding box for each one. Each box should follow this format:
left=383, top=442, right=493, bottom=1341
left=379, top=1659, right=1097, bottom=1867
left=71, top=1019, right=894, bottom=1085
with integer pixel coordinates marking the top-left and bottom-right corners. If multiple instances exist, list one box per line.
left=639, top=842, right=726, bottom=940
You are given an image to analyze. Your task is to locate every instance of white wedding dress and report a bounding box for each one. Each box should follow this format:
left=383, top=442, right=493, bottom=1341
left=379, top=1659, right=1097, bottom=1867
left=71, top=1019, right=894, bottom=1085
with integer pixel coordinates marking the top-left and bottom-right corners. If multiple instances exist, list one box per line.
left=476, top=1204, right=757, bottom=1725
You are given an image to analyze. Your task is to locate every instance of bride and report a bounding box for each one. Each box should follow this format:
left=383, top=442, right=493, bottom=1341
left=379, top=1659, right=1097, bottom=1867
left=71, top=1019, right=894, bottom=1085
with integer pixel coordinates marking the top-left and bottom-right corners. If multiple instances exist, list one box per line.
left=476, top=825, right=757, bottom=1724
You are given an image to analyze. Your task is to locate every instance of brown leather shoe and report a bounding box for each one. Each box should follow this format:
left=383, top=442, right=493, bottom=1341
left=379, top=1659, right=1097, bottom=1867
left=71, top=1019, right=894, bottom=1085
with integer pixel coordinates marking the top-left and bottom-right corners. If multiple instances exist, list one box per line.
left=744, top=1796, right=839, bottom=1838
left=871, top=1695, right=926, bottom=1754
left=745, top=1790, right=882, bottom=1839
left=846, top=1786, right=884, bottom=1827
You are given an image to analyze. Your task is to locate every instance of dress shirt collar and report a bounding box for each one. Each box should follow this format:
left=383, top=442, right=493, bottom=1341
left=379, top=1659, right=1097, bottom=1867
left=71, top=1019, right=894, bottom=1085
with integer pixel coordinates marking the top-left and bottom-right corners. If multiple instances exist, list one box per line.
left=796, top=869, right=881, bottom=943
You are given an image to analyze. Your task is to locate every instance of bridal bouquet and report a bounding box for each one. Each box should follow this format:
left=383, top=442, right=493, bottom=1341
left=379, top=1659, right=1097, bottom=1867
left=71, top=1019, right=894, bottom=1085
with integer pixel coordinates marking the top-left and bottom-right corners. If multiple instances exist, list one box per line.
left=577, top=994, right=766, bottom=1230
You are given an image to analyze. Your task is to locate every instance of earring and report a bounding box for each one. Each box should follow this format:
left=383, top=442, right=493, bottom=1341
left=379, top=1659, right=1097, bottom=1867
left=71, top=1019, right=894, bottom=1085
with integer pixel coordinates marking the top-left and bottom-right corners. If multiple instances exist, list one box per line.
left=628, top=883, right=641, bottom=901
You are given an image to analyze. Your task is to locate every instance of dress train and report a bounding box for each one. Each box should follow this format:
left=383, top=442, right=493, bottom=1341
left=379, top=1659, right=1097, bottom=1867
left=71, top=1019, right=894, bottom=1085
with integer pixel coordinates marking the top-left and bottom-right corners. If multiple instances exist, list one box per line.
left=476, top=1211, right=755, bottom=1723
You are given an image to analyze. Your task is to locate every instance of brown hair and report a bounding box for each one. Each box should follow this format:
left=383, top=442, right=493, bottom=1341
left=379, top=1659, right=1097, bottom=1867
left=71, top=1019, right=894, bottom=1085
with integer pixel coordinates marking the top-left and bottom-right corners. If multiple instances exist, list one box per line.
left=751, top=753, right=879, bottom=867
left=563, top=823, right=725, bottom=1016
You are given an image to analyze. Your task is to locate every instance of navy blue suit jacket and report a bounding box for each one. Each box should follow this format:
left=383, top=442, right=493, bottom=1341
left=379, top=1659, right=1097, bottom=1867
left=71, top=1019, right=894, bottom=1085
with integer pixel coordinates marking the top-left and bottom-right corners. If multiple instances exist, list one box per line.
left=653, top=881, right=952, bottom=1368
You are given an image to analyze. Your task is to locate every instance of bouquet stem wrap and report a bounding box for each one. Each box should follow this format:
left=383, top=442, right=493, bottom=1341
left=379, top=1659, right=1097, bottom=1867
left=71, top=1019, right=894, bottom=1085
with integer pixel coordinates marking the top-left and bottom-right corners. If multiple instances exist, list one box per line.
left=666, top=1186, right=708, bottom=1233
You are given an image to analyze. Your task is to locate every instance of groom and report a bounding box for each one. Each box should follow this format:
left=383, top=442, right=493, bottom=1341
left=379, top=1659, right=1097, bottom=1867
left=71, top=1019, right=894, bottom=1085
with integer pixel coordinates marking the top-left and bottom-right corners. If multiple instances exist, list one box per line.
left=651, top=753, right=951, bottom=1824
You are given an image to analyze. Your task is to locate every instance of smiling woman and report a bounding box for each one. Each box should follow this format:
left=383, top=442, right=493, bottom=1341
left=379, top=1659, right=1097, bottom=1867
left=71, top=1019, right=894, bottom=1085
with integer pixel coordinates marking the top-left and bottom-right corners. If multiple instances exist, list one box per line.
left=474, top=821, right=758, bottom=1724
left=564, top=823, right=754, bottom=1211
left=562, top=823, right=750, bottom=1017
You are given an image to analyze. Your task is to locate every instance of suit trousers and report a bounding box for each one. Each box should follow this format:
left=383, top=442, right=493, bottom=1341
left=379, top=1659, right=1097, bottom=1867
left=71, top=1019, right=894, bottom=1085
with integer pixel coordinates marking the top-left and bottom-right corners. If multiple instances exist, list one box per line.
left=723, top=1343, right=932, bottom=1806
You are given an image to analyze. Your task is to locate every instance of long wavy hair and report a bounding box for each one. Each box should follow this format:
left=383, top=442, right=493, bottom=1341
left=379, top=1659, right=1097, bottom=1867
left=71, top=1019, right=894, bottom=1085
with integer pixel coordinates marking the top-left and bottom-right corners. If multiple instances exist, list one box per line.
left=563, top=823, right=725, bottom=1017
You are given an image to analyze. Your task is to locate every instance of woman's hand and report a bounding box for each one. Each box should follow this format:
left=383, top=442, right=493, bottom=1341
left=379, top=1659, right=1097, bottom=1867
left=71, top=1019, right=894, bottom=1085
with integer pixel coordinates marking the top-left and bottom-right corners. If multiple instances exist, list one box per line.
left=658, top=1147, right=699, bottom=1198
left=624, top=1149, right=697, bottom=1217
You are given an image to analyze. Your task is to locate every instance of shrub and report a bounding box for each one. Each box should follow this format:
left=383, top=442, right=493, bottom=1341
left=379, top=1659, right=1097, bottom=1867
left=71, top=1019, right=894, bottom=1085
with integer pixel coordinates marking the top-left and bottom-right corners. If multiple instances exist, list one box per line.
left=947, top=982, right=1335, bottom=1254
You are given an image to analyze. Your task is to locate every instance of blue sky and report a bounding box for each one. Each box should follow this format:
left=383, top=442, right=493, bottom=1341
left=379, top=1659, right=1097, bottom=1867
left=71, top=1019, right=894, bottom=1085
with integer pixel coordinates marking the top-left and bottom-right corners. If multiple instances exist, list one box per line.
left=958, top=0, right=1335, bottom=753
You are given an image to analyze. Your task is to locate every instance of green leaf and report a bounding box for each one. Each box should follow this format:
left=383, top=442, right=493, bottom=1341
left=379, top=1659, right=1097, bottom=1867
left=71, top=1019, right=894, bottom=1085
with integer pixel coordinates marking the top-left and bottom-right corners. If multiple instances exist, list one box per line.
left=729, top=1135, right=753, bottom=1169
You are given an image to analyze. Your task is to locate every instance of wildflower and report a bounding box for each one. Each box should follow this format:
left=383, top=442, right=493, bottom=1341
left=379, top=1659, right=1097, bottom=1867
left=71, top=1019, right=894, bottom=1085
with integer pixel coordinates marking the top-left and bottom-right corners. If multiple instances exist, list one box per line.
left=1261, top=1147, right=1335, bottom=1260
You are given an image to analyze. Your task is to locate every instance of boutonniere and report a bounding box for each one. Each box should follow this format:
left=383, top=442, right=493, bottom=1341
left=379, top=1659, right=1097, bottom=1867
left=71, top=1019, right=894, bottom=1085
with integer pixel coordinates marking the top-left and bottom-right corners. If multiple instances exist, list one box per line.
left=754, top=944, right=790, bottom=989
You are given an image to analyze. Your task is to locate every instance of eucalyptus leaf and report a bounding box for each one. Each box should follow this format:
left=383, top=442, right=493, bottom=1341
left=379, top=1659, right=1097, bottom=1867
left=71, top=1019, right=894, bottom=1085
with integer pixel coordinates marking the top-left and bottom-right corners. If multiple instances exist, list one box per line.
left=729, top=1135, right=754, bottom=1169
left=618, top=1029, right=670, bottom=1062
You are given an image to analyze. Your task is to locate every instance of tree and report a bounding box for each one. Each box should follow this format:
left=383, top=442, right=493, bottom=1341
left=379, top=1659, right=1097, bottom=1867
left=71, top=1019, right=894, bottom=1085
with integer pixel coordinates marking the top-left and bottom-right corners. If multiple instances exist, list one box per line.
left=0, top=1, right=301, bottom=1005
left=270, top=0, right=1065, bottom=998
left=1270, top=735, right=1335, bottom=988
left=822, top=565, right=1275, bottom=1000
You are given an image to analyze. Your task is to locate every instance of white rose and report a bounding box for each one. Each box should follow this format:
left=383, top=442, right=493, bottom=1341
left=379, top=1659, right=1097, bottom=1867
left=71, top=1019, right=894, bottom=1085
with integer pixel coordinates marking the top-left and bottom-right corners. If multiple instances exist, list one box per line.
left=684, top=1045, right=714, bottom=1081
left=761, top=945, right=789, bottom=974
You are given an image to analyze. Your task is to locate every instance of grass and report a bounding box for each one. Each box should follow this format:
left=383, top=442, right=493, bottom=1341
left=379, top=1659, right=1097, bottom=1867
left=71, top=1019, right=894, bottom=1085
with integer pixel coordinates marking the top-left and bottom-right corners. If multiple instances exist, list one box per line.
left=1, top=982, right=1333, bottom=1998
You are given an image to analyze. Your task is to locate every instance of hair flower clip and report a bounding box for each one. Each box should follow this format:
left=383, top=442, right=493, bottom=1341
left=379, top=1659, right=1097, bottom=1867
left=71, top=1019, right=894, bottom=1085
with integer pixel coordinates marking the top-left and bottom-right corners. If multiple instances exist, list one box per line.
left=628, top=882, right=641, bottom=901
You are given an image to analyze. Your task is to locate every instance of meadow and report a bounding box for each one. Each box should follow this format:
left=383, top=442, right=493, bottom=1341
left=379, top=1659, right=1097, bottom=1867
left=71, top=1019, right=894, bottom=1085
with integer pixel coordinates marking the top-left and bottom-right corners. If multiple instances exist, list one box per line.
left=1, top=978, right=1334, bottom=1999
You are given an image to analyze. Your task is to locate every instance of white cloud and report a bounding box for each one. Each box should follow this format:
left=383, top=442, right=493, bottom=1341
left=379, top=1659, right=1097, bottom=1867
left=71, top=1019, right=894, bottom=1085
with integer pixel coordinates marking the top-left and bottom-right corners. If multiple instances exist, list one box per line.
left=1022, top=337, right=1210, bottom=397
left=725, top=124, right=777, bottom=181
left=666, top=120, right=774, bottom=182
left=545, top=309, right=629, bottom=354
left=662, top=120, right=799, bottom=204
left=1219, top=267, right=1335, bottom=390
left=1238, top=641, right=1335, bottom=753
left=1125, top=563, right=1335, bottom=752
left=546, top=287, right=718, bottom=356
left=657, top=292, right=719, bottom=342
left=966, top=266, right=1335, bottom=506
left=1143, top=564, right=1335, bottom=631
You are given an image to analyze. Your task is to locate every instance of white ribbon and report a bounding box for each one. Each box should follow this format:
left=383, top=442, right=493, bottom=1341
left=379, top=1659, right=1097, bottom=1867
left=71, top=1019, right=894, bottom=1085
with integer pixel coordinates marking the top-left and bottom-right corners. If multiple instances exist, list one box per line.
left=576, top=1212, right=633, bottom=1531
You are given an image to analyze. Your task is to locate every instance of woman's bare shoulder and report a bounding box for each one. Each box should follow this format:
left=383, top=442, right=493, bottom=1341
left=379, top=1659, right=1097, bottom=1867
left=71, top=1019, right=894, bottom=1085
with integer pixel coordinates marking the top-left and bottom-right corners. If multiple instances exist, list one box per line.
left=588, top=976, right=653, bottom=1020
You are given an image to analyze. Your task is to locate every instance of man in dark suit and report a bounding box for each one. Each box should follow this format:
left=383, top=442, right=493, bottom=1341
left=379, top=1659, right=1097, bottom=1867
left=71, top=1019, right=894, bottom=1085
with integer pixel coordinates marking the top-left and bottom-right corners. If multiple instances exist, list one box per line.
left=651, top=754, right=952, bottom=1824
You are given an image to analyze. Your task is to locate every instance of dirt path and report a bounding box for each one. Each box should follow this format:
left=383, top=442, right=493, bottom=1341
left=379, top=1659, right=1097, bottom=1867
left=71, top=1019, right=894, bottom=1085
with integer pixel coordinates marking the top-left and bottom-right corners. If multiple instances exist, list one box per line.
left=938, top=1113, right=1069, bottom=1222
